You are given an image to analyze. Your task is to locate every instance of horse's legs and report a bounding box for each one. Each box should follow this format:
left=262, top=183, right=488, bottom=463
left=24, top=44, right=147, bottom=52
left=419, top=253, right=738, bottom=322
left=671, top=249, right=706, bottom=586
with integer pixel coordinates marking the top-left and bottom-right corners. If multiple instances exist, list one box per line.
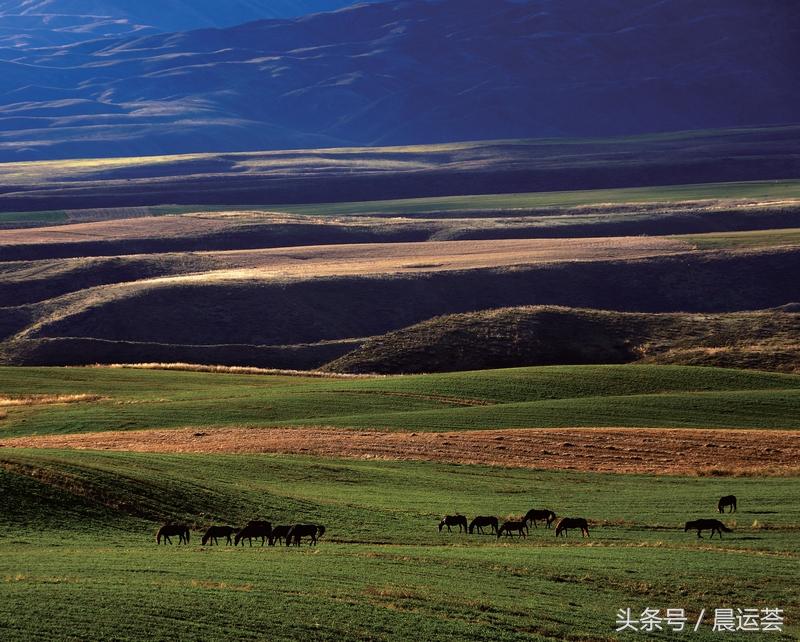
left=697, top=530, right=703, bottom=538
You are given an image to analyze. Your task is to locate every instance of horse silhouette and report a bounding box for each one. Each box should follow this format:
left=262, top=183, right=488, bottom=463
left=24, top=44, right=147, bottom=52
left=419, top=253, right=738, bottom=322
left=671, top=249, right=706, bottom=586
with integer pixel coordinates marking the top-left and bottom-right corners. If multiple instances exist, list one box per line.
left=234, top=520, right=272, bottom=546
left=287, top=524, right=325, bottom=546
left=718, top=495, right=737, bottom=513
left=497, top=520, right=528, bottom=538
left=156, top=523, right=190, bottom=545
left=201, top=525, right=238, bottom=546
left=554, top=517, right=590, bottom=538
left=438, top=515, right=468, bottom=533
left=469, top=516, right=499, bottom=534
left=269, top=524, right=293, bottom=546
left=685, top=519, right=732, bottom=539
left=524, top=509, right=557, bottom=529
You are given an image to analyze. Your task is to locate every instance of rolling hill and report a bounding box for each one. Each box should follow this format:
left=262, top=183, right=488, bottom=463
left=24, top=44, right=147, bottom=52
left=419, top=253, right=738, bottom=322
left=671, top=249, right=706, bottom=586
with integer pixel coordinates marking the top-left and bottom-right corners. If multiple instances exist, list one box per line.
left=0, top=0, right=797, bottom=160
left=324, top=306, right=800, bottom=374
left=2, top=128, right=799, bottom=213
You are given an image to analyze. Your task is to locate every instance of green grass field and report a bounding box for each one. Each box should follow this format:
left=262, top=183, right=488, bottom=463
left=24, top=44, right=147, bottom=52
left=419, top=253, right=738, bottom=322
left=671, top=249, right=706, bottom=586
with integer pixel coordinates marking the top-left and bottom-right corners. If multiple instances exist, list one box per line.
left=0, top=449, right=797, bottom=640
left=679, top=228, right=800, bottom=250
left=2, top=365, right=800, bottom=437
left=0, top=210, right=68, bottom=226
left=271, top=180, right=800, bottom=217
left=4, top=179, right=799, bottom=227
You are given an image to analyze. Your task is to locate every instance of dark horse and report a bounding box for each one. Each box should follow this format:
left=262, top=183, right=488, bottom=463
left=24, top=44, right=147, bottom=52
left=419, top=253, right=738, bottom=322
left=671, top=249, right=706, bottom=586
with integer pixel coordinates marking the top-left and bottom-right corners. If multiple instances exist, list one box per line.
left=156, top=523, right=190, bottom=545
left=201, top=525, right=238, bottom=546
left=438, top=515, right=468, bottom=533
left=234, top=520, right=272, bottom=546
left=469, top=516, right=499, bottom=534
left=554, top=517, right=590, bottom=538
left=497, top=520, right=528, bottom=538
left=287, top=524, right=325, bottom=547
left=524, top=509, right=557, bottom=529
left=269, top=524, right=293, bottom=546
left=718, top=495, right=737, bottom=513
left=685, top=519, right=732, bottom=539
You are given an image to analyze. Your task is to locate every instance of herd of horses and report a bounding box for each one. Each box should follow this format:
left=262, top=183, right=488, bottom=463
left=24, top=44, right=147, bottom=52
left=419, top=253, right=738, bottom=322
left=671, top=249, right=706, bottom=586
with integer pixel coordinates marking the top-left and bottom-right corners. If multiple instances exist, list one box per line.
left=439, top=509, right=587, bottom=538
left=156, top=520, right=325, bottom=547
left=438, top=495, right=738, bottom=541
left=156, top=495, right=738, bottom=546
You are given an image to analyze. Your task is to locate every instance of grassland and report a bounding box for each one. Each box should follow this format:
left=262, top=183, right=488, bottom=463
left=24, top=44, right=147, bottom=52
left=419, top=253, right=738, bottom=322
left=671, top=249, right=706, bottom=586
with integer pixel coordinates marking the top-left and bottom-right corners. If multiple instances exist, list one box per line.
left=2, top=128, right=799, bottom=640
left=1, top=365, right=800, bottom=438
left=273, top=180, right=800, bottom=217
left=0, top=448, right=798, bottom=641
left=1, top=125, right=798, bottom=214
left=679, top=227, right=800, bottom=250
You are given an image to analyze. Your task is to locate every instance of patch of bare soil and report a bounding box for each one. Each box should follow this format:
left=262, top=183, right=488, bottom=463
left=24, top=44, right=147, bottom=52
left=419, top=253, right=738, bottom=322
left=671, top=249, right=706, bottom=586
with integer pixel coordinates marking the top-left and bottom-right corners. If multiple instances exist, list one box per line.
left=3, top=427, right=798, bottom=476
left=140, top=237, right=693, bottom=283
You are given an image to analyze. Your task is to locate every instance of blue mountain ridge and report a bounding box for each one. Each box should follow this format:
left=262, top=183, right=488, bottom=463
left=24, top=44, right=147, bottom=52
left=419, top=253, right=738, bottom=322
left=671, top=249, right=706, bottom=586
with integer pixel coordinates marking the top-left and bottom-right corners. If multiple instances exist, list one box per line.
left=0, top=0, right=379, bottom=32
left=0, top=0, right=797, bottom=161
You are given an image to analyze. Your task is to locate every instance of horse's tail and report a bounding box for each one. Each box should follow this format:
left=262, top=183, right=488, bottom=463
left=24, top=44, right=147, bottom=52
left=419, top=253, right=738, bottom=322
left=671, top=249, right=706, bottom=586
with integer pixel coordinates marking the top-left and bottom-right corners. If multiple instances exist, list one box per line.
left=185, top=528, right=190, bottom=543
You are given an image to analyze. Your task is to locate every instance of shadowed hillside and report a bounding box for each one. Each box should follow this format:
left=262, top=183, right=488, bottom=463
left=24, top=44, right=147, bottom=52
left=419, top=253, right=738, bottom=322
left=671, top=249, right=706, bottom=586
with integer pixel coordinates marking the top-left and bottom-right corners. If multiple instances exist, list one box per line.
left=3, top=247, right=799, bottom=368
left=324, top=306, right=800, bottom=374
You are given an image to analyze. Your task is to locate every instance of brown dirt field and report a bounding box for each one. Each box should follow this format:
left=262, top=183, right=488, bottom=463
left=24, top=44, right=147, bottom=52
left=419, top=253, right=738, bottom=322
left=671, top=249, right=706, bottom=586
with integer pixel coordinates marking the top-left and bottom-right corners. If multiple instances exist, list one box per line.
left=0, top=213, right=265, bottom=245
left=3, top=427, right=798, bottom=476
left=135, top=237, right=693, bottom=283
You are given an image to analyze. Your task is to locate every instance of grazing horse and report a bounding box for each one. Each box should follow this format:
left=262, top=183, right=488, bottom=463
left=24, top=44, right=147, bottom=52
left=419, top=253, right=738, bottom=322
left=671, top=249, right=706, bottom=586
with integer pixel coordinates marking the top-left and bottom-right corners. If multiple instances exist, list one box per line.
left=201, top=525, right=238, bottom=546
left=269, top=524, right=293, bottom=546
left=685, top=519, right=732, bottom=539
left=156, top=523, right=190, bottom=545
left=438, top=515, right=468, bottom=533
left=718, top=495, right=737, bottom=513
left=287, top=524, right=325, bottom=547
left=554, top=517, right=590, bottom=538
left=469, top=516, right=499, bottom=535
left=524, top=509, right=557, bottom=529
left=234, top=520, right=272, bottom=546
left=497, top=520, right=528, bottom=538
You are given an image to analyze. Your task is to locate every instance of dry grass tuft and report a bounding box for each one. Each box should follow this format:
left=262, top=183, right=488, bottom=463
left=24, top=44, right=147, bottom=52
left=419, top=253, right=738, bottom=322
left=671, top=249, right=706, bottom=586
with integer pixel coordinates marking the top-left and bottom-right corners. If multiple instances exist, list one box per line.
left=0, top=394, right=106, bottom=407
left=99, top=363, right=378, bottom=379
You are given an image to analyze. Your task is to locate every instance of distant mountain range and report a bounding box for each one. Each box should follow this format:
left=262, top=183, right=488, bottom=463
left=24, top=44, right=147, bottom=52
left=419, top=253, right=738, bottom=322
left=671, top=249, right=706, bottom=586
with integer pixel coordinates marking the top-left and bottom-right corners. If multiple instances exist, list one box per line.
left=0, top=0, right=797, bottom=161
left=0, top=1, right=378, bottom=33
